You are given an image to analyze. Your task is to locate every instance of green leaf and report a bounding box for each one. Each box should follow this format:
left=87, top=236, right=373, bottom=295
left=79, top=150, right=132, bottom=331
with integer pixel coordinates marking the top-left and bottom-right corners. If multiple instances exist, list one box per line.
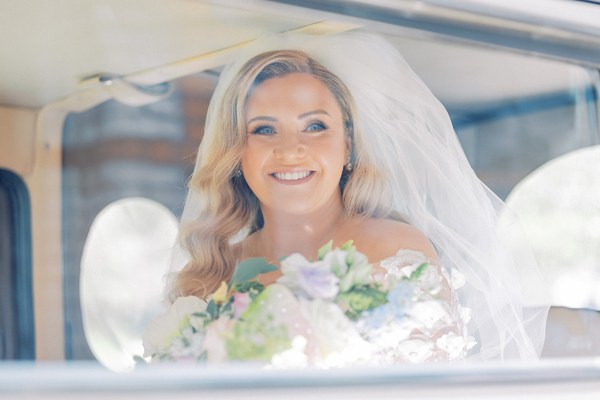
left=345, top=249, right=355, bottom=267
left=318, top=240, right=333, bottom=260
left=336, top=285, right=387, bottom=320
left=230, top=258, right=278, bottom=284
left=232, top=280, right=265, bottom=295
left=340, top=240, right=354, bottom=251
left=206, top=299, right=217, bottom=320
left=410, top=262, right=429, bottom=280
left=221, top=301, right=233, bottom=316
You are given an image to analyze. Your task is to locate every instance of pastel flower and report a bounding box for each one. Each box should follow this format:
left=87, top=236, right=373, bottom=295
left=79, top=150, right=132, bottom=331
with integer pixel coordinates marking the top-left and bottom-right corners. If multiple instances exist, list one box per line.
left=359, top=283, right=413, bottom=329
left=322, top=249, right=350, bottom=276
left=270, top=335, right=309, bottom=369
left=279, top=254, right=340, bottom=299
left=232, top=292, right=251, bottom=318
left=212, top=281, right=229, bottom=304
left=278, top=253, right=314, bottom=293
left=298, top=298, right=372, bottom=366
left=297, top=265, right=339, bottom=300
left=203, top=317, right=234, bottom=363
left=326, top=250, right=371, bottom=292
left=142, top=296, right=207, bottom=358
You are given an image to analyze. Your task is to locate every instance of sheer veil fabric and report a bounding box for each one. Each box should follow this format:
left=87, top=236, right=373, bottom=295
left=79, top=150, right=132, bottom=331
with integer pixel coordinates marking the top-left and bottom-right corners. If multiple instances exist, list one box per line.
left=171, top=31, right=549, bottom=361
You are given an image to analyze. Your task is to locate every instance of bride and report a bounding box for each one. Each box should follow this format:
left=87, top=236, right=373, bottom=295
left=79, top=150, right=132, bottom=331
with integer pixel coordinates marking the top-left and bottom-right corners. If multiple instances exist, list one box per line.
left=162, top=32, right=548, bottom=363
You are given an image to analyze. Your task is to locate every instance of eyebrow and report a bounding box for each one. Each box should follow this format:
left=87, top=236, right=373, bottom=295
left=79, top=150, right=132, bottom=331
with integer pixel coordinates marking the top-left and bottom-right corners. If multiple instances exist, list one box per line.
left=298, top=109, right=330, bottom=119
left=247, top=109, right=330, bottom=125
left=246, top=115, right=277, bottom=124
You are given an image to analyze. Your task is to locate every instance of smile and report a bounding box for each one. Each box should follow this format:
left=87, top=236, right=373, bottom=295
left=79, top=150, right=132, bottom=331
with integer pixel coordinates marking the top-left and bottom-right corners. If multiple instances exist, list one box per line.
left=271, top=171, right=313, bottom=181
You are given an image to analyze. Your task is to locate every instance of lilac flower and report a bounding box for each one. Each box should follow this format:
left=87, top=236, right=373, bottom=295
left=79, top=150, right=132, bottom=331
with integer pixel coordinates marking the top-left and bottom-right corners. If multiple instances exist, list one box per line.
left=279, top=254, right=339, bottom=299
left=297, top=265, right=339, bottom=300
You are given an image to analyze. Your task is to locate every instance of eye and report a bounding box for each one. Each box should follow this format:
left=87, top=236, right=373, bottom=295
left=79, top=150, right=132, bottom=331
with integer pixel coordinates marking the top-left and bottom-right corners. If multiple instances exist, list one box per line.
left=304, top=122, right=327, bottom=132
left=250, top=125, right=276, bottom=135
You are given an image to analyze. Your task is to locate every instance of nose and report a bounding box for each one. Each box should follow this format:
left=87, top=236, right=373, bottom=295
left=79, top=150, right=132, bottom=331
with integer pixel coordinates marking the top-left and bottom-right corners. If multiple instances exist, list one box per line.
left=273, top=134, right=307, bottom=161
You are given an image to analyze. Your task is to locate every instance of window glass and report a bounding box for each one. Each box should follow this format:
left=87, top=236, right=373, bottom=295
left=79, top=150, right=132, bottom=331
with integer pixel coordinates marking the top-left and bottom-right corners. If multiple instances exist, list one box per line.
left=62, top=39, right=599, bottom=362
left=0, top=169, right=34, bottom=359
left=80, top=197, right=177, bottom=371
left=0, top=174, right=13, bottom=359
left=62, top=73, right=217, bottom=359
left=450, top=76, right=597, bottom=200
left=449, top=71, right=599, bottom=311
left=504, top=146, right=600, bottom=309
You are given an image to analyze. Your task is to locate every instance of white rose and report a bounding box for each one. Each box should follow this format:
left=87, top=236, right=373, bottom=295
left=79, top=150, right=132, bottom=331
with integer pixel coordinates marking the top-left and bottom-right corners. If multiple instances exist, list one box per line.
left=298, top=299, right=371, bottom=367
left=142, top=296, right=207, bottom=358
left=322, top=249, right=350, bottom=276
left=202, top=317, right=234, bottom=363
left=278, top=253, right=313, bottom=293
left=270, top=335, right=309, bottom=369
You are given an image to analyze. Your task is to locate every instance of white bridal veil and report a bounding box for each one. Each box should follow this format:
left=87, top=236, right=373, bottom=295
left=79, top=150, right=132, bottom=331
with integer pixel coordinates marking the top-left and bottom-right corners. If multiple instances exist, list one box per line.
left=173, top=31, right=549, bottom=361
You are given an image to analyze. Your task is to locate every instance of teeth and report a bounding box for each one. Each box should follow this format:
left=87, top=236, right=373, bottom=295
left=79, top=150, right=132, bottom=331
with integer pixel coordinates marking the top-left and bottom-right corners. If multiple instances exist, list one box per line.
left=273, top=171, right=311, bottom=180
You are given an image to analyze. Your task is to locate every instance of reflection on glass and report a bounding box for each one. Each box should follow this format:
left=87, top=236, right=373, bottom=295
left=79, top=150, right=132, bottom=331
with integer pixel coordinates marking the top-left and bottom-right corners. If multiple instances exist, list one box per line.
left=506, top=145, right=600, bottom=310
left=80, top=197, right=177, bottom=371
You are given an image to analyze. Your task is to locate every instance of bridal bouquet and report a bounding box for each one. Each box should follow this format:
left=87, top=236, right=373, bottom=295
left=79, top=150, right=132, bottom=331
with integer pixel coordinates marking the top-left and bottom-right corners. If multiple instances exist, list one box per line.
left=142, top=241, right=474, bottom=367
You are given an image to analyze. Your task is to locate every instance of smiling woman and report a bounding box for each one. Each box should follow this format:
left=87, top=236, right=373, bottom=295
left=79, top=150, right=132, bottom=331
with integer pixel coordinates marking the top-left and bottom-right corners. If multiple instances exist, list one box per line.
left=158, top=32, right=549, bottom=365
left=172, top=46, right=436, bottom=300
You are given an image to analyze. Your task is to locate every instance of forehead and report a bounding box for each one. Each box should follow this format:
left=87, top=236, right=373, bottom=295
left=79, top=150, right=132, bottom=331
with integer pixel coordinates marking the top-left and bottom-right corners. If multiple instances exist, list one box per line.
left=245, top=73, right=342, bottom=117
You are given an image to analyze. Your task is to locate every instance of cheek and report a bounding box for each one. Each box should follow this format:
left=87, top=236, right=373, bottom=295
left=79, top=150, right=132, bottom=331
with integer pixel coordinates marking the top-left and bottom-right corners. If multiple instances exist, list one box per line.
left=313, top=137, right=347, bottom=173
left=241, top=141, right=265, bottom=171
left=240, top=141, right=272, bottom=197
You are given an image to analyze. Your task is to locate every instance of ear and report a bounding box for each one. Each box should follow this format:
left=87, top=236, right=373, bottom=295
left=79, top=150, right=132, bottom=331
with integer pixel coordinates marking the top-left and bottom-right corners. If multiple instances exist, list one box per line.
left=344, top=132, right=353, bottom=163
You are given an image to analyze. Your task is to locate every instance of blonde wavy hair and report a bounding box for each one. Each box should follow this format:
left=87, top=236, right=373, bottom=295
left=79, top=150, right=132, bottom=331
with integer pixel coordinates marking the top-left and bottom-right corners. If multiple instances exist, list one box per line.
left=173, top=49, right=391, bottom=300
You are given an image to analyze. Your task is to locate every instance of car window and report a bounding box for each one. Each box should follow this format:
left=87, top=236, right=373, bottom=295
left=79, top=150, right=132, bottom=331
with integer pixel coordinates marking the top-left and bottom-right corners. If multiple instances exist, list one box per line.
left=0, top=169, right=34, bottom=360
left=62, top=72, right=217, bottom=359
left=62, top=37, right=599, bottom=365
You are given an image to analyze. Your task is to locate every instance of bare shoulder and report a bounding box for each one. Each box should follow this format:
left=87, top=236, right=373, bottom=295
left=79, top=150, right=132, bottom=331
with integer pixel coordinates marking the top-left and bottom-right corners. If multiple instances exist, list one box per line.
left=346, top=218, right=438, bottom=262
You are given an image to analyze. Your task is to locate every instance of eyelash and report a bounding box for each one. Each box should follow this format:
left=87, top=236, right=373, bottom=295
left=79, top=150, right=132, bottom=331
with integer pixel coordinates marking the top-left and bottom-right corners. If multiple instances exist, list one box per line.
left=250, top=125, right=275, bottom=135
left=304, top=121, right=327, bottom=132
left=249, top=121, right=328, bottom=135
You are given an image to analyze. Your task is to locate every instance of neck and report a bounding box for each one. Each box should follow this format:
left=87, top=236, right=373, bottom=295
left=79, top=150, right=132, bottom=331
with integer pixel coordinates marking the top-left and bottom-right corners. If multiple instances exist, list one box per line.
left=257, top=196, right=346, bottom=262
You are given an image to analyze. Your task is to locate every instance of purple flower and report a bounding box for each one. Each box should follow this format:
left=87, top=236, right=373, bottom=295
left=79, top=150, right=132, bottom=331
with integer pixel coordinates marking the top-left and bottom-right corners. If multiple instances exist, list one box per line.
left=297, top=264, right=339, bottom=300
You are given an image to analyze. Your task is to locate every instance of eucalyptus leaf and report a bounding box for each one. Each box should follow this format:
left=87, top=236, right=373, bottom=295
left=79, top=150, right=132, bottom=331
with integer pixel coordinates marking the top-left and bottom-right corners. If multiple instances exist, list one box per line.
left=346, top=250, right=355, bottom=267
left=318, top=240, right=333, bottom=260
left=230, top=257, right=278, bottom=284
left=206, top=300, right=217, bottom=319
left=233, top=280, right=265, bottom=294
left=340, top=240, right=354, bottom=251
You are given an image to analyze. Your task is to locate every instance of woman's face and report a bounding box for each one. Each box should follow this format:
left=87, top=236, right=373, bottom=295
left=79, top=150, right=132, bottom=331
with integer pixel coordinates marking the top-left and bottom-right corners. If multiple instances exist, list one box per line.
left=241, top=72, right=347, bottom=216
